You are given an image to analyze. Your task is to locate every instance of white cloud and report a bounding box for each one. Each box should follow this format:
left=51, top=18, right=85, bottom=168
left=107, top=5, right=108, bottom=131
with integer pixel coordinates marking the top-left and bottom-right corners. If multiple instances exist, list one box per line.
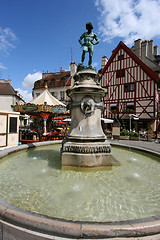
left=0, top=26, right=18, bottom=55
left=93, top=62, right=99, bottom=68
left=16, top=88, right=32, bottom=102
left=22, top=71, right=42, bottom=89
left=0, top=62, right=7, bottom=69
left=95, top=0, right=160, bottom=45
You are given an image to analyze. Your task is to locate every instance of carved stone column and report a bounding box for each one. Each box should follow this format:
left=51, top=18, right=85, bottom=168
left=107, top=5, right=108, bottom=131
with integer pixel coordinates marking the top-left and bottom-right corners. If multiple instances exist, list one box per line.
left=61, top=70, right=119, bottom=168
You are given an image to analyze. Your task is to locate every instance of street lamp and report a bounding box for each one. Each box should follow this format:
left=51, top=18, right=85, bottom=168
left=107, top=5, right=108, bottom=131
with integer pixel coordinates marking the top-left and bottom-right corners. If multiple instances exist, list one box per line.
left=129, top=114, right=139, bottom=132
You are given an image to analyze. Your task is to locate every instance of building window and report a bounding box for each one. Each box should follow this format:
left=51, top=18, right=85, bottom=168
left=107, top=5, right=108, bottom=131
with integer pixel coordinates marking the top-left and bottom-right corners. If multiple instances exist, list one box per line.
left=124, top=84, right=129, bottom=92
left=130, top=83, right=135, bottom=91
left=9, top=117, right=17, bottom=133
left=124, top=83, right=135, bottom=92
left=60, top=91, right=65, bottom=100
left=51, top=79, right=55, bottom=87
left=118, top=55, right=124, bottom=61
left=35, top=81, right=40, bottom=88
left=116, top=69, right=125, bottom=78
left=36, top=93, right=40, bottom=97
left=60, top=78, right=65, bottom=86
left=40, top=81, right=44, bottom=88
left=53, top=92, right=57, bottom=98
left=110, top=104, right=118, bottom=113
left=126, top=102, right=135, bottom=113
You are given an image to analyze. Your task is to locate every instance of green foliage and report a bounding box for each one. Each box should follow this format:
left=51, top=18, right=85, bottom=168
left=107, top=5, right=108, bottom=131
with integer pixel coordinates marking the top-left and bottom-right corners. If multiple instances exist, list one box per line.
left=111, top=109, right=117, bottom=112
left=126, top=109, right=135, bottom=113
left=129, top=131, right=140, bottom=137
left=120, top=130, right=129, bottom=136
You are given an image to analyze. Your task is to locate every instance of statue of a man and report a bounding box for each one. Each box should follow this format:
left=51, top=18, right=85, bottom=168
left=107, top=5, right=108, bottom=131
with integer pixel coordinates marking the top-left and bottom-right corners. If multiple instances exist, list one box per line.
left=78, top=22, right=99, bottom=67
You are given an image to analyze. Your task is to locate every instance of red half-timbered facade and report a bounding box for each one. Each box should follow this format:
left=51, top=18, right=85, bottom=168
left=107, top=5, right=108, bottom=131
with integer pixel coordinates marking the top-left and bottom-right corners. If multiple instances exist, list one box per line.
left=101, top=41, right=159, bottom=130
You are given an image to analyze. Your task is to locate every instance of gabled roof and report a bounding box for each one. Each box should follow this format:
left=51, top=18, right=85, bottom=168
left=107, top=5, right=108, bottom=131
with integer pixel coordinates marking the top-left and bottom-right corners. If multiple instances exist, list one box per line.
left=101, top=41, right=158, bottom=82
left=0, top=82, right=16, bottom=95
left=29, top=87, right=66, bottom=106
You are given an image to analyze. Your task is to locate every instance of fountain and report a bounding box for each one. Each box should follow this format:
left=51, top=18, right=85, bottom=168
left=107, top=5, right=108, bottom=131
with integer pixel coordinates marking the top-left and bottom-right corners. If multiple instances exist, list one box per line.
left=0, top=23, right=160, bottom=239
left=61, top=22, right=119, bottom=168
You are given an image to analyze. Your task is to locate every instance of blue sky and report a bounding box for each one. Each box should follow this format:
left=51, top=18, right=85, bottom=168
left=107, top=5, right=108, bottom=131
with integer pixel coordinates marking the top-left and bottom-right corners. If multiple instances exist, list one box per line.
left=0, top=0, right=160, bottom=101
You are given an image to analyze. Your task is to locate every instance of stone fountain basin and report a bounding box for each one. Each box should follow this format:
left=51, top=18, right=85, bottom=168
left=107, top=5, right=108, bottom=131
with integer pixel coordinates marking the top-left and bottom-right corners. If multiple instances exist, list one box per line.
left=0, top=140, right=160, bottom=239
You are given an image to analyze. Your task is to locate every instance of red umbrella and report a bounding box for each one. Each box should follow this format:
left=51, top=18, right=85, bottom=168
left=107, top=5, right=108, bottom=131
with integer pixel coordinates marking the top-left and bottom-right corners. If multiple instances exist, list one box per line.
left=54, top=117, right=63, bottom=120
left=58, top=121, right=66, bottom=125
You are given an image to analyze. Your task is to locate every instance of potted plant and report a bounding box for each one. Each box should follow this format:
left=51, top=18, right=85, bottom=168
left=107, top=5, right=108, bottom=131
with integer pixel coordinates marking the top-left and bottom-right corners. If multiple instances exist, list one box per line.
left=126, top=108, right=135, bottom=113
left=120, top=130, right=130, bottom=140
left=111, top=109, right=117, bottom=113
left=129, top=131, right=140, bottom=140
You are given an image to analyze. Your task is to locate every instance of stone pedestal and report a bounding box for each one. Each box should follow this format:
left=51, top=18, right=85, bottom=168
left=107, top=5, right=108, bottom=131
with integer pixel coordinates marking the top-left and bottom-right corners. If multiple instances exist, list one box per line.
left=61, top=70, right=119, bottom=168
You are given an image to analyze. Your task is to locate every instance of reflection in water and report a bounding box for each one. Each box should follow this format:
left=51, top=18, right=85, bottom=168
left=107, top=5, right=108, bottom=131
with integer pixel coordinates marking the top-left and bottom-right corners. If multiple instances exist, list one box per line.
left=130, top=157, right=138, bottom=161
left=0, top=144, right=159, bottom=222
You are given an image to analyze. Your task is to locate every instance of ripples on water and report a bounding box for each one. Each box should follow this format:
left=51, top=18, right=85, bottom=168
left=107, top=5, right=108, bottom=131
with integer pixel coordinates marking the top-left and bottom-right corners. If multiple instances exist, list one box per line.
left=0, top=144, right=159, bottom=222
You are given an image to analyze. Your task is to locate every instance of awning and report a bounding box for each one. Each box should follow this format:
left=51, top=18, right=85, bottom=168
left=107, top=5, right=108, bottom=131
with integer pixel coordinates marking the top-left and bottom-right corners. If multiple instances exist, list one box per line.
left=101, top=118, right=114, bottom=123
left=63, top=118, right=71, bottom=122
left=110, top=103, right=117, bottom=107
left=127, top=102, right=134, bottom=106
left=64, top=118, right=114, bottom=123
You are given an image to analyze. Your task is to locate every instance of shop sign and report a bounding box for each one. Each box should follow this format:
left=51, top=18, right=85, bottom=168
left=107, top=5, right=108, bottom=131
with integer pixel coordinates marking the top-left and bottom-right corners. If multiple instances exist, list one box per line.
left=52, top=106, right=66, bottom=113
left=22, top=104, right=38, bottom=112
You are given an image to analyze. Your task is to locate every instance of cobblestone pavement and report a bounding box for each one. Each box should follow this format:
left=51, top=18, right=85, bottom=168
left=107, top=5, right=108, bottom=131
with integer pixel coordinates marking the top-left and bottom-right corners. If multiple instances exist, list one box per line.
left=109, top=139, right=160, bottom=154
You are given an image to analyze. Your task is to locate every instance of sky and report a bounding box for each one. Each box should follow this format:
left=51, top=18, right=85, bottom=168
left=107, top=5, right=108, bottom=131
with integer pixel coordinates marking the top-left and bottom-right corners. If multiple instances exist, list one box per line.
left=0, top=0, right=160, bottom=102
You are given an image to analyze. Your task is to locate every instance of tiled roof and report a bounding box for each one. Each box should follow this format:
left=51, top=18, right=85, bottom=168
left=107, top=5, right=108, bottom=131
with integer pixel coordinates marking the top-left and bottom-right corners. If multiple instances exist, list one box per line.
left=33, top=71, right=71, bottom=89
left=43, top=71, right=70, bottom=80
left=0, top=82, right=16, bottom=95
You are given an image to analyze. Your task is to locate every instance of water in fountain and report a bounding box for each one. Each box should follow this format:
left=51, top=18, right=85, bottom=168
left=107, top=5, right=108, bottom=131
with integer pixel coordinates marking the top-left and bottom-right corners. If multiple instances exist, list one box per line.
left=0, top=144, right=159, bottom=222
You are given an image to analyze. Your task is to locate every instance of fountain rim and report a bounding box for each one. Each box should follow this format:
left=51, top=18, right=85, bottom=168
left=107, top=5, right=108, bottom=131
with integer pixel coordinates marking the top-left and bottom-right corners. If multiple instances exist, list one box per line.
left=0, top=140, right=160, bottom=239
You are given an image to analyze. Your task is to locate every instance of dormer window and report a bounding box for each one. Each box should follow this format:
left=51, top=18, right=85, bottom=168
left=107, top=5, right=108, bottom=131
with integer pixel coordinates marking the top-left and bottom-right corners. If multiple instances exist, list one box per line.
left=60, top=78, right=65, bottom=86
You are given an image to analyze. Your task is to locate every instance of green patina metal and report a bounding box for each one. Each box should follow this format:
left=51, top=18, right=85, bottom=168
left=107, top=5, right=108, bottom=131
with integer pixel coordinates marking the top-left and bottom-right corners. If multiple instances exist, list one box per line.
left=78, top=22, right=99, bottom=71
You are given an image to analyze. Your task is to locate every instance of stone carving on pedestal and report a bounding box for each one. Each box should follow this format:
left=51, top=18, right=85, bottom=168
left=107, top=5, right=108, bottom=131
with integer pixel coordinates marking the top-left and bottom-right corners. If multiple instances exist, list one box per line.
left=61, top=69, right=119, bottom=168
left=80, top=96, right=95, bottom=116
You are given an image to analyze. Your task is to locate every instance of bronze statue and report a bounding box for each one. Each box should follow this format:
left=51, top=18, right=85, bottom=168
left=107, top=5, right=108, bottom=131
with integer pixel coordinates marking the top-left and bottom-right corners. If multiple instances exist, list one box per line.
left=78, top=22, right=99, bottom=68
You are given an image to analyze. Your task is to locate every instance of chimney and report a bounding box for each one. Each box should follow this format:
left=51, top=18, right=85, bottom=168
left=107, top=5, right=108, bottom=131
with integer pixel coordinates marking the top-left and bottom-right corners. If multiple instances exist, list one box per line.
left=70, top=62, right=77, bottom=77
left=148, top=40, right=154, bottom=60
left=8, top=79, right=12, bottom=85
left=134, top=39, right=141, bottom=59
left=141, top=41, right=148, bottom=59
left=101, top=56, right=108, bottom=69
left=154, top=45, right=159, bottom=56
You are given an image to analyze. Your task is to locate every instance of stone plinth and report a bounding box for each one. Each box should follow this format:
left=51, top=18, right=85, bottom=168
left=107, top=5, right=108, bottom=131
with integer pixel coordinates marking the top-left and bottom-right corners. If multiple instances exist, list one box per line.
left=61, top=70, right=119, bottom=168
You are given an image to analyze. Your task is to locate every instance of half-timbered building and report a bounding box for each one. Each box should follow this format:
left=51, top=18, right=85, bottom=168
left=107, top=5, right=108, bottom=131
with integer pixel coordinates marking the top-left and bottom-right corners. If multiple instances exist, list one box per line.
left=101, top=41, right=159, bottom=131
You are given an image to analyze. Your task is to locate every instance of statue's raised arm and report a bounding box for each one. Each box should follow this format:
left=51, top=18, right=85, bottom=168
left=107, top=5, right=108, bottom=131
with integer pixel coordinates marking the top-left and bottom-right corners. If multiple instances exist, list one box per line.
left=78, top=22, right=99, bottom=70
